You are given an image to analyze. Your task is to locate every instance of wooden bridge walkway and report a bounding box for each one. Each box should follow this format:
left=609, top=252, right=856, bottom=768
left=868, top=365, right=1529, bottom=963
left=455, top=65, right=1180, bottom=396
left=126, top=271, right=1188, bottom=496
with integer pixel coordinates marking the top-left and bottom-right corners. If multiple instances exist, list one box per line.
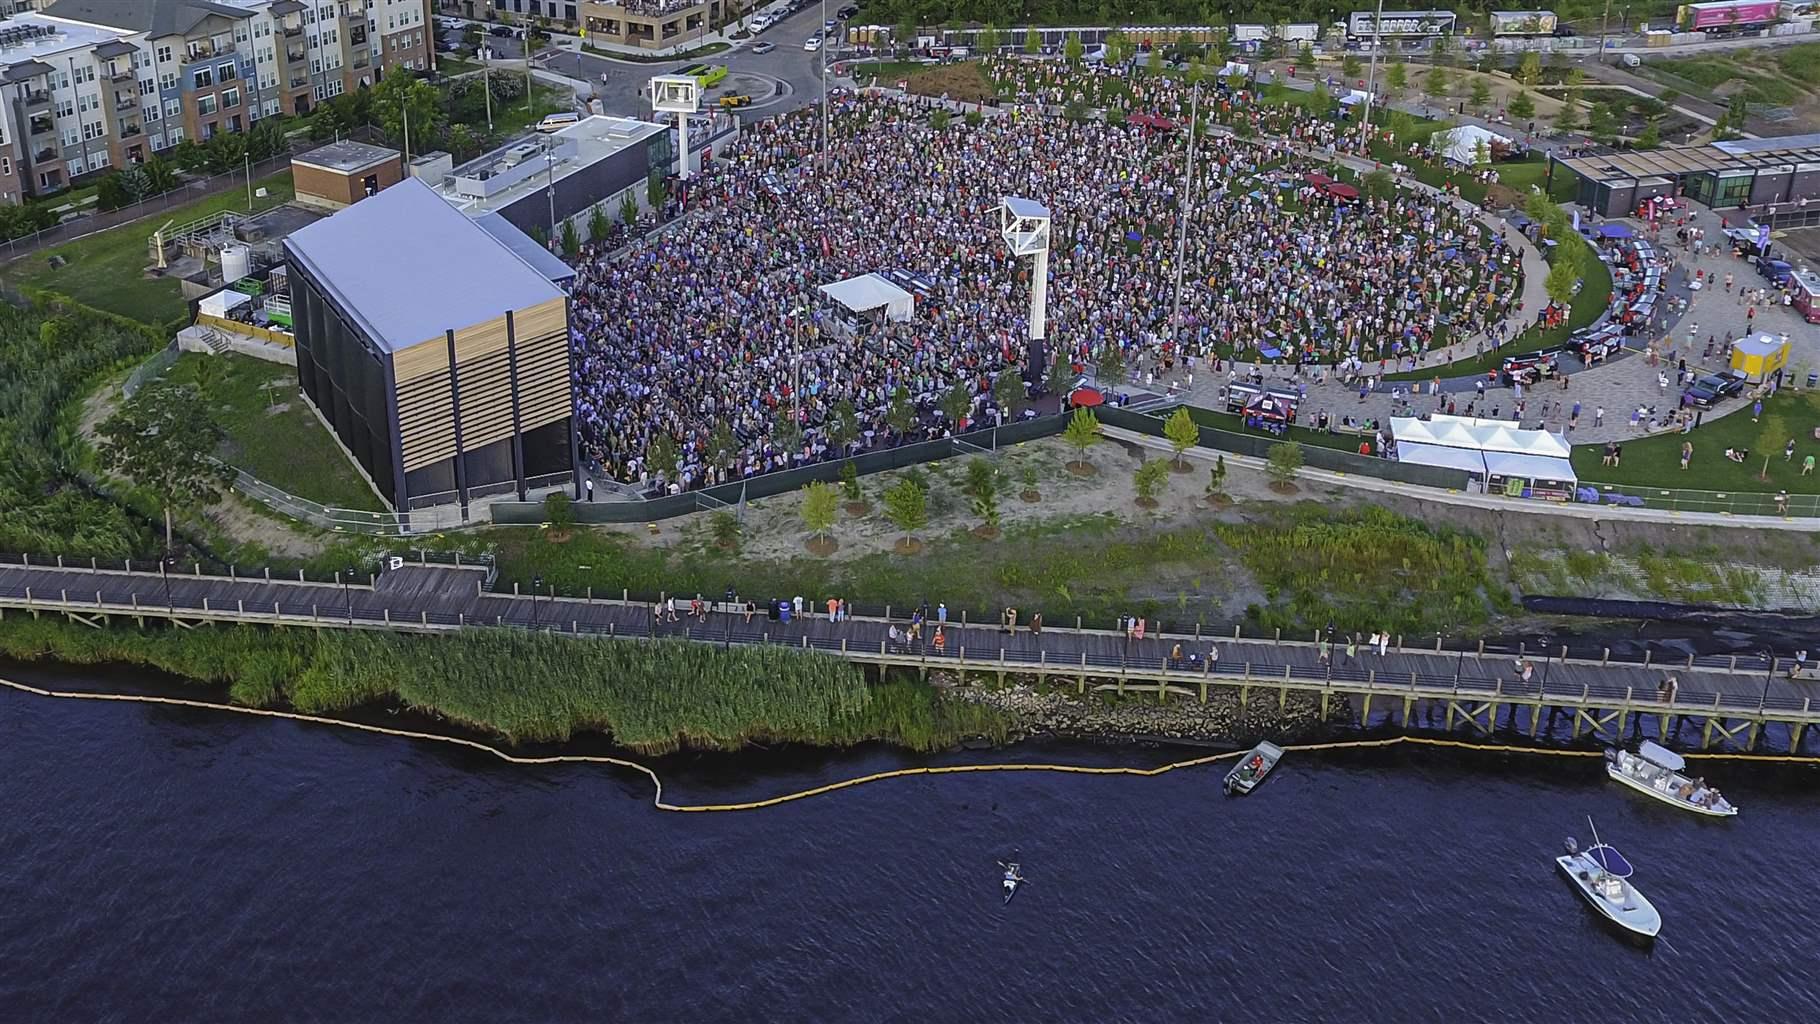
left=1, top=556, right=1815, bottom=751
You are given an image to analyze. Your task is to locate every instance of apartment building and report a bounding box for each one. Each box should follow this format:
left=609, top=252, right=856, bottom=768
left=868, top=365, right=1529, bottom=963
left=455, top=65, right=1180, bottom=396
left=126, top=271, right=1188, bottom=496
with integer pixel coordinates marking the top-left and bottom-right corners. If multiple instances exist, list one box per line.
left=493, top=1, right=580, bottom=26
left=578, top=0, right=742, bottom=50
left=0, top=0, right=432, bottom=202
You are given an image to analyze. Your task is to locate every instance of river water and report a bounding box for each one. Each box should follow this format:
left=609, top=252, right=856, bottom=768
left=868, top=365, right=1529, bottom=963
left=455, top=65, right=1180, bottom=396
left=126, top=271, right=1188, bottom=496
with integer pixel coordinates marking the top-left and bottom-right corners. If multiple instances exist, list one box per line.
left=3, top=665, right=1818, bottom=1023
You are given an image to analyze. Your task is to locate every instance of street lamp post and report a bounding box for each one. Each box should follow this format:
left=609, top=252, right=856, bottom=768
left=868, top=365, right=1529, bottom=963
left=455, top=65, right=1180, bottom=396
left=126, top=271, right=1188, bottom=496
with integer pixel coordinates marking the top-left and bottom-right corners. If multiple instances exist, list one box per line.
left=1360, top=0, right=1386, bottom=141
left=532, top=574, right=543, bottom=627
left=159, top=556, right=174, bottom=615
left=340, top=566, right=355, bottom=624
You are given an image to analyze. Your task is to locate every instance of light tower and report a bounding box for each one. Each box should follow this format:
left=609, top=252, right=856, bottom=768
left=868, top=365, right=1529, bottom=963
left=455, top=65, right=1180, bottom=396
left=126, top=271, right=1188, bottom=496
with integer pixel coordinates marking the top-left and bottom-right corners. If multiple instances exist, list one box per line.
left=999, top=197, right=1052, bottom=356
left=649, top=74, right=701, bottom=181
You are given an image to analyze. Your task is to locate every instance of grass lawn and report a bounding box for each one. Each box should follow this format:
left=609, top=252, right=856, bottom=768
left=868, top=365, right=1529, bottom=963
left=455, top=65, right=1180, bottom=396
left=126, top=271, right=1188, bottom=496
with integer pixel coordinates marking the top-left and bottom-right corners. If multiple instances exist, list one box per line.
left=1572, top=391, right=1820, bottom=496
left=436, top=56, right=483, bottom=76
left=1185, top=405, right=1372, bottom=454
left=1384, top=235, right=1611, bottom=381
left=164, top=351, right=384, bottom=512
left=1, top=171, right=295, bottom=326
left=449, top=82, right=569, bottom=137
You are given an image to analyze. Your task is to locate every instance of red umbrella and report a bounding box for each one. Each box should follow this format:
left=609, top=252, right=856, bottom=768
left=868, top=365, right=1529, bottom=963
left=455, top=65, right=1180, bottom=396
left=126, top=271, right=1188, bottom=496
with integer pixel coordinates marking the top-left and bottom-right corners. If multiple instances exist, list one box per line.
left=1069, top=387, right=1105, bottom=408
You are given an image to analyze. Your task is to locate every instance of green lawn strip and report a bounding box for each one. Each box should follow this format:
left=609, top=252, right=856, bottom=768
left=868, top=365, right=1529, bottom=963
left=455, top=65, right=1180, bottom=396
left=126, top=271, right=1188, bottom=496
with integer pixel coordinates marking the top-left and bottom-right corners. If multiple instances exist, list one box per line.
left=450, top=82, right=569, bottom=136
left=164, top=352, right=383, bottom=512
left=435, top=56, right=483, bottom=76
left=1571, top=391, right=1820, bottom=497
left=1184, top=405, right=1375, bottom=453
left=1, top=171, right=295, bottom=325
left=579, top=40, right=729, bottom=63
left=1384, top=237, right=1611, bottom=382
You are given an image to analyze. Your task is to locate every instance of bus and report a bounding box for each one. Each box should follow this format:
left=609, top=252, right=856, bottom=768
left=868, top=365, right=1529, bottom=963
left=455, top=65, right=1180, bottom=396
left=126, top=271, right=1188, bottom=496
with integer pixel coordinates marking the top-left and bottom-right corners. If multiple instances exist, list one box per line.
left=673, top=63, right=729, bottom=89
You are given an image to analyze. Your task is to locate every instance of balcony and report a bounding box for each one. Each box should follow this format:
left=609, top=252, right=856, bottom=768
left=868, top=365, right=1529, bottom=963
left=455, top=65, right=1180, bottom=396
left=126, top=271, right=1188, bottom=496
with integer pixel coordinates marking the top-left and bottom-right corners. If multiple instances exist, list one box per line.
left=105, top=64, right=134, bottom=82
left=32, top=147, right=55, bottom=165
left=122, top=125, right=142, bottom=138
left=285, top=47, right=306, bottom=62
left=283, top=24, right=303, bottom=37
left=289, top=75, right=309, bottom=89
left=350, top=26, right=367, bottom=45
left=114, top=96, right=138, bottom=112
left=353, top=56, right=369, bottom=69
left=27, top=117, right=52, bottom=137
left=22, top=89, right=49, bottom=108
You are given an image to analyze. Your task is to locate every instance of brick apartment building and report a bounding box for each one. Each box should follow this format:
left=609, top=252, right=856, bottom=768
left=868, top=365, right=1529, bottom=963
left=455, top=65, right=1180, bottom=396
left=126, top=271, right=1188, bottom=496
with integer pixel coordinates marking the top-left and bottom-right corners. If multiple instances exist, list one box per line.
left=0, top=0, right=435, bottom=204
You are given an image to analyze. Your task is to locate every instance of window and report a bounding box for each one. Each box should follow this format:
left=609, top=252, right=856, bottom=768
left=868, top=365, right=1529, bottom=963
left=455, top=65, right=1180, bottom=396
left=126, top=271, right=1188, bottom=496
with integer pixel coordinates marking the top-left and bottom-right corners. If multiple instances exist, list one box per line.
left=75, top=65, right=95, bottom=84
left=193, top=68, right=212, bottom=88
left=311, top=58, right=322, bottom=73
left=66, top=157, right=85, bottom=177
left=234, top=24, right=249, bottom=43
left=77, top=94, right=97, bottom=113
left=1, top=157, right=10, bottom=176
left=140, top=78, right=157, bottom=96
left=217, top=62, right=237, bottom=81
left=163, top=98, right=181, bottom=118
left=150, top=133, right=165, bottom=151
left=156, top=44, right=172, bottom=64
left=91, top=149, right=109, bottom=169
left=145, top=103, right=161, bottom=122
left=222, top=87, right=239, bottom=108
left=264, top=99, right=280, bottom=117
left=82, top=119, right=104, bottom=141
left=52, top=70, right=68, bottom=89
left=159, top=71, right=177, bottom=90
left=167, top=126, right=183, bottom=143
left=54, top=99, right=73, bottom=118
left=324, top=28, right=338, bottom=44
left=196, top=94, right=217, bottom=115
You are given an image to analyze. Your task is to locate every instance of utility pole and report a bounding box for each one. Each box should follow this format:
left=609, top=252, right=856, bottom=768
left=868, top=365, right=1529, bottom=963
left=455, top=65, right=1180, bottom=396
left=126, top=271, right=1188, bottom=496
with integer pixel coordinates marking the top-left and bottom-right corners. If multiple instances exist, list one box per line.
left=1360, top=0, right=1386, bottom=140
left=484, top=59, right=492, bottom=131
left=244, top=152, right=253, bottom=210
left=1168, top=81, right=1200, bottom=356
left=1598, top=0, right=1614, bottom=64
left=820, top=0, right=829, bottom=173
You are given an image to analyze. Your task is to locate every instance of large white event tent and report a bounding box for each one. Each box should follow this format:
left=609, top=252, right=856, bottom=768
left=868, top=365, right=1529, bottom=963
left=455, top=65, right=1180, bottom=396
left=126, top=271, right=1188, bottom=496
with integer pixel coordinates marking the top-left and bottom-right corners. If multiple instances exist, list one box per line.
left=1391, top=414, right=1577, bottom=499
left=818, top=274, right=916, bottom=323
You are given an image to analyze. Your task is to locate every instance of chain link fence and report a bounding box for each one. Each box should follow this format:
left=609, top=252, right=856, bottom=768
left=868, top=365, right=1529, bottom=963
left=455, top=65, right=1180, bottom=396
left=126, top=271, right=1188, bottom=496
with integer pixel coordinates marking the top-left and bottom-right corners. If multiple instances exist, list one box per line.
left=1578, top=481, right=1820, bottom=518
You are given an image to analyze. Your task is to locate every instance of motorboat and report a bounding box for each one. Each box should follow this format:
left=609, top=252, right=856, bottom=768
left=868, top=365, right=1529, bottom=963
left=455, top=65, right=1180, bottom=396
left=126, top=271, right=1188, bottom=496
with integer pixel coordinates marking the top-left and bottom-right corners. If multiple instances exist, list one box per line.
left=1606, top=740, right=1738, bottom=818
left=1224, top=741, right=1284, bottom=796
left=1555, top=823, right=1661, bottom=941
left=999, top=860, right=1024, bottom=905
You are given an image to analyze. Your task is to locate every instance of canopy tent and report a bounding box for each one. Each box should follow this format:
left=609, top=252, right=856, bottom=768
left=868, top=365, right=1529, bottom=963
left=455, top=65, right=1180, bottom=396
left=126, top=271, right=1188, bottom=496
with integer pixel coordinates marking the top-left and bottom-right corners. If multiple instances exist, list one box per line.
left=1432, top=124, right=1512, bottom=166
left=1394, top=441, right=1490, bottom=475
left=1593, top=223, right=1635, bottom=240
left=1390, top=414, right=1576, bottom=495
left=198, top=288, right=253, bottom=318
left=1326, top=183, right=1360, bottom=201
left=818, top=273, right=915, bottom=322
left=1338, top=90, right=1372, bottom=107
left=1484, top=450, right=1577, bottom=484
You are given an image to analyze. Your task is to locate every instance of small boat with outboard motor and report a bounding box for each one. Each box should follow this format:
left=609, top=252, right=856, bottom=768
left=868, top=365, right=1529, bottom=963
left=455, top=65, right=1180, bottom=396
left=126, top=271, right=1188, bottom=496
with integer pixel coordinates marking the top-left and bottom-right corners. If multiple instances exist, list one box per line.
left=1223, top=741, right=1283, bottom=796
left=1555, top=818, right=1661, bottom=941
left=1606, top=739, right=1737, bottom=817
left=999, top=858, right=1025, bottom=904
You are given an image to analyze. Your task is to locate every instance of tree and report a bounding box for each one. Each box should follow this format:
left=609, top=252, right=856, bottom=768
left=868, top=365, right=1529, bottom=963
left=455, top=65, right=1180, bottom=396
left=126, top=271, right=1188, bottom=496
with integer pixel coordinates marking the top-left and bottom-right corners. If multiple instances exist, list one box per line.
left=978, top=23, right=1001, bottom=54
left=1423, top=65, right=1451, bottom=102
left=620, top=191, right=638, bottom=227
left=1297, top=43, right=1315, bottom=67
left=1146, top=45, right=1164, bottom=77
left=1362, top=168, right=1395, bottom=200
left=1754, top=415, right=1787, bottom=481
left=1385, top=61, right=1408, bottom=95
left=1588, top=103, right=1618, bottom=145
left=587, top=203, right=610, bottom=244
left=1024, top=26, right=1040, bottom=55
left=939, top=380, right=972, bottom=430
left=1637, top=118, right=1662, bottom=149
left=1555, top=94, right=1580, bottom=132
left=885, top=385, right=915, bottom=437
left=559, top=216, right=580, bottom=260
left=973, top=488, right=1001, bottom=533
left=140, top=154, right=178, bottom=195
left=882, top=477, right=929, bottom=543
left=1065, top=32, right=1084, bottom=66
left=1430, top=35, right=1454, bottom=67
left=1134, top=458, right=1169, bottom=505
left=647, top=432, right=681, bottom=481
left=1469, top=77, right=1492, bottom=114
left=930, top=108, right=950, bottom=130
left=1206, top=455, right=1228, bottom=495
left=95, top=171, right=133, bottom=212
left=1096, top=341, right=1126, bottom=386
left=1342, top=54, right=1362, bottom=80
left=839, top=461, right=862, bottom=503
left=1046, top=350, right=1074, bottom=396
left=1516, top=51, right=1542, bottom=87
left=897, top=18, right=917, bottom=55
left=1508, top=89, right=1536, bottom=121
left=706, top=420, right=737, bottom=472
left=1474, top=138, right=1492, bottom=171
left=1163, top=407, right=1199, bottom=469
left=94, top=381, right=232, bottom=551
left=801, top=481, right=838, bottom=545
left=1266, top=441, right=1303, bottom=488
left=993, top=367, right=1024, bottom=419
left=772, top=407, right=803, bottom=455
left=1544, top=240, right=1583, bottom=307
left=543, top=491, right=574, bottom=533
left=964, top=458, right=997, bottom=502
left=372, top=65, right=440, bottom=147
left=647, top=169, right=667, bottom=209
left=1063, top=406, right=1100, bottom=469
left=829, top=398, right=859, bottom=453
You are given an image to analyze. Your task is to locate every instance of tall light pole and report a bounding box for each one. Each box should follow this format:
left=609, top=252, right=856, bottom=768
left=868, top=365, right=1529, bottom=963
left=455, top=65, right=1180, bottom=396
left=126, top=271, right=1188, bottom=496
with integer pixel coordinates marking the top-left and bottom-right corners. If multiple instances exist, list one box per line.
left=820, top=0, right=829, bottom=174
left=1168, top=81, right=1200, bottom=357
left=999, top=196, right=1052, bottom=366
left=1597, top=0, right=1614, bottom=64
left=649, top=74, right=700, bottom=181
left=1359, top=0, right=1386, bottom=140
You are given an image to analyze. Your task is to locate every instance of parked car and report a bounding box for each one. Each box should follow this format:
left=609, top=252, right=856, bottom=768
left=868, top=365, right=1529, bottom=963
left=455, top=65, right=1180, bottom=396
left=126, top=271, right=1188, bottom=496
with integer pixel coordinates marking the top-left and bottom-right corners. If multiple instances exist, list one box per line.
left=837, top=4, right=859, bottom=18
left=488, top=25, right=516, bottom=37
left=1684, top=370, right=1747, bottom=408
left=751, top=40, right=775, bottom=54
left=804, top=35, right=821, bottom=51
left=719, top=94, right=752, bottom=108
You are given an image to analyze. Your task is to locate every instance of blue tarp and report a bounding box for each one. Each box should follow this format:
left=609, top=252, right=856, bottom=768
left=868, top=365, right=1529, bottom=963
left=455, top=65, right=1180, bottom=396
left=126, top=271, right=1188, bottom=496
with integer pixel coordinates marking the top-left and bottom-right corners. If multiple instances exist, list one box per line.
left=1595, top=223, right=1635, bottom=239
left=1259, top=345, right=1284, bottom=359
left=1589, top=844, right=1635, bottom=877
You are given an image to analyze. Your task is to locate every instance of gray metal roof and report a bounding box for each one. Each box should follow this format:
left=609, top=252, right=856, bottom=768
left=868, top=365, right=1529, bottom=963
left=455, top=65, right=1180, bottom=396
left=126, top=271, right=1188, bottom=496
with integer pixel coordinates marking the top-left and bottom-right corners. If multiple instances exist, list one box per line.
left=43, top=0, right=250, bottom=36
left=1713, top=133, right=1820, bottom=156
left=294, top=139, right=398, bottom=174
left=92, top=39, right=139, bottom=59
left=283, top=179, right=565, bottom=354
left=2, top=60, right=54, bottom=83
left=472, top=211, right=577, bottom=287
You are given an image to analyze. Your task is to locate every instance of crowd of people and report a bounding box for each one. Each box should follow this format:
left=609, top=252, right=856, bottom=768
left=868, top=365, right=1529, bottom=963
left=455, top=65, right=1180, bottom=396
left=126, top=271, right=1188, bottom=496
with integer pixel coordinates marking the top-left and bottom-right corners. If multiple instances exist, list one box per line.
left=566, top=78, right=1523, bottom=494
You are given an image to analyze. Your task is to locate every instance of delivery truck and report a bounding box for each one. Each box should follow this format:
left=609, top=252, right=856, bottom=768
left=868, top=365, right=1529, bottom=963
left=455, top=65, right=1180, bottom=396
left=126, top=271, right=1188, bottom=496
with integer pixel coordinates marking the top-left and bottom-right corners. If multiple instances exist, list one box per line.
left=1676, top=0, right=1783, bottom=31
left=1489, top=10, right=1560, bottom=35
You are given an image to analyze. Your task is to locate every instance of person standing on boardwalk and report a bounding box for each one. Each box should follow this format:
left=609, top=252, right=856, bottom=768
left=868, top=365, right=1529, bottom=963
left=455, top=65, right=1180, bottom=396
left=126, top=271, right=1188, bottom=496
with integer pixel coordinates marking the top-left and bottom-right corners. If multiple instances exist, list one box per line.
left=1345, top=635, right=1358, bottom=665
left=1029, top=612, right=1042, bottom=639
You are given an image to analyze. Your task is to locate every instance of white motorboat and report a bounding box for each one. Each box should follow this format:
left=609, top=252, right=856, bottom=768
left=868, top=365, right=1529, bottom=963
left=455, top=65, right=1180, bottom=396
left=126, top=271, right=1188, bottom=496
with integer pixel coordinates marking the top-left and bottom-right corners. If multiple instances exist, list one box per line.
left=1555, top=822, right=1661, bottom=941
left=1606, top=740, right=1738, bottom=818
left=1223, top=741, right=1284, bottom=796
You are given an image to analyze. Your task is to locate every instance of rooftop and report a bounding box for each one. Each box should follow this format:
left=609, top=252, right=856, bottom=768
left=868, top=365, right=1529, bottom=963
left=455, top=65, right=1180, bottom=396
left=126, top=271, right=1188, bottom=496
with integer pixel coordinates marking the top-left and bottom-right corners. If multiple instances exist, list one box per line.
left=432, top=115, right=667, bottom=217
left=0, top=13, right=131, bottom=63
left=283, top=178, right=565, bottom=354
left=1560, top=137, right=1820, bottom=182
left=41, top=0, right=250, bottom=36
left=295, top=139, right=400, bottom=175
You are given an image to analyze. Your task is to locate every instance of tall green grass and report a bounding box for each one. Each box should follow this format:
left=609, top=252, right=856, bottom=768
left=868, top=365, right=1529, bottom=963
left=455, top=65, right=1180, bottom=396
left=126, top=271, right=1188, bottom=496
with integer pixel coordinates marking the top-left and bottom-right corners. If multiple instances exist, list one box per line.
left=0, top=618, right=1012, bottom=754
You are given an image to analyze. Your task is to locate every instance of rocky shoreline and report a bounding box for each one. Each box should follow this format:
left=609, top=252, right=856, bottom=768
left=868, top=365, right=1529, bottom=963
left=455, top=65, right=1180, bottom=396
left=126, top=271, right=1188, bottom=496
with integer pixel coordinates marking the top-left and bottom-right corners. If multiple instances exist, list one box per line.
left=943, top=676, right=1335, bottom=746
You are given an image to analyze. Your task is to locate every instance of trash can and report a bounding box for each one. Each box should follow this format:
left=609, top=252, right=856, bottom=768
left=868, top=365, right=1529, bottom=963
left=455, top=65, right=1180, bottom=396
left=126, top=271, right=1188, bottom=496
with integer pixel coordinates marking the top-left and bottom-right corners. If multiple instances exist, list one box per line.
left=1806, top=372, right=1816, bottom=389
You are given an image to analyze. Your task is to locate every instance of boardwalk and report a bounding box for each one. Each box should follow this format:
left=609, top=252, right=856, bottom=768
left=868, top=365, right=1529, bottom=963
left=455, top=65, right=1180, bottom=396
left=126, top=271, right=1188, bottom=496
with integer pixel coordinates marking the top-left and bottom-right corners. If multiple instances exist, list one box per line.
left=1, top=556, right=1815, bottom=750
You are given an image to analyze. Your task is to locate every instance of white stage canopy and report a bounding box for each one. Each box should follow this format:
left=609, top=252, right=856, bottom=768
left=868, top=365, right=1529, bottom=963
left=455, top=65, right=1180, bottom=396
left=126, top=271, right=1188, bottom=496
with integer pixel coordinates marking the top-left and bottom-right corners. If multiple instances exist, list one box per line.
left=1391, top=414, right=1576, bottom=484
left=819, top=274, right=915, bottom=322
left=1432, top=124, right=1512, bottom=166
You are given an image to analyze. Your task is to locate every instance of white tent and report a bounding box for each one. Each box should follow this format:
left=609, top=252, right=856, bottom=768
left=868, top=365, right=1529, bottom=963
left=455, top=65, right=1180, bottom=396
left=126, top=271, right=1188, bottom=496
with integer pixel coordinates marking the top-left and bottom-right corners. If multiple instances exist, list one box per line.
left=1338, top=89, right=1373, bottom=107
left=1395, top=441, right=1489, bottom=475
left=1432, top=124, right=1512, bottom=166
left=1485, top=450, right=1577, bottom=484
left=818, top=274, right=914, bottom=322
left=1390, top=414, right=1576, bottom=490
left=198, top=288, right=253, bottom=318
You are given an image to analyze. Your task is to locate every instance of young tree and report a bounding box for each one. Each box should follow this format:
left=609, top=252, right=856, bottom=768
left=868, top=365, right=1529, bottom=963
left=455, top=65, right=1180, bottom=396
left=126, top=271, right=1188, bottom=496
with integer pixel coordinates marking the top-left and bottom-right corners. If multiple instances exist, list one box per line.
left=1023, top=26, right=1040, bottom=55
left=1163, top=407, right=1199, bottom=469
left=1516, top=51, right=1542, bottom=88
left=886, top=385, right=916, bottom=438
left=1096, top=340, right=1126, bottom=385
left=1206, top=454, right=1228, bottom=495
left=620, top=191, right=638, bottom=227
left=1342, top=54, right=1362, bottom=80
left=587, top=203, right=610, bottom=243
left=646, top=170, right=668, bottom=209
left=1134, top=458, right=1169, bottom=505
left=1754, top=415, right=1787, bottom=481
left=647, top=432, right=681, bottom=482
left=95, top=381, right=232, bottom=551
left=939, top=380, right=972, bottom=429
left=772, top=407, right=804, bottom=455
left=1385, top=61, right=1408, bottom=96
left=543, top=491, right=574, bottom=533
left=829, top=398, right=859, bottom=454
left=1469, top=77, right=1492, bottom=114
left=559, top=216, right=580, bottom=260
left=839, top=461, right=863, bottom=503
left=1544, top=241, right=1583, bottom=308
left=1146, top=45, right=1164, bottom=77
left=1423, top=65, right=1451, bottom=102
left=1297, top=42, right=1315, bottom=67
left=801, top=481, right=839, bottom=546
left=1589, top=103, right=1620, bottom=144
left=964, top=458, right=997, bottom=502
left=978, top=23, right=1001, bottom=54
left=1508, top=89, right=1536, bottom=121
left=1555, top=94, right=1580, bottom=132
left=1363, top=169, right=1395, bottom=200
left=372, top=65, right=441, bottom=146
left=1062, top=406, right=1101, bottom=469
left=1065, top=32, right=1084, bottom=66
left=993, top=367, right=1024, bottom=420
left=1474, top=138, right=1492, bottom=171
left=1637, top=118, right=1662, bottom=149
left=1266, top=441, right=1303, bottom=488
left=882, top=477, right=929, bottom=544
left=973, top=488, right=1001, bottom=533
left=706, top=420, right=737, bottom=472
left=1047, top=350, right=1075, bottom=396
left=930, top=108, right=951, bottom=131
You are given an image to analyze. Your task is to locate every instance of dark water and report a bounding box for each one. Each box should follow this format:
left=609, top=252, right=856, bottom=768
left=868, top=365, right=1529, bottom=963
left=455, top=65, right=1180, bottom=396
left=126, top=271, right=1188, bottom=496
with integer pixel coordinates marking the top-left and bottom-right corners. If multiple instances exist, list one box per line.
left=4, top=668, right=1819, bottom=1024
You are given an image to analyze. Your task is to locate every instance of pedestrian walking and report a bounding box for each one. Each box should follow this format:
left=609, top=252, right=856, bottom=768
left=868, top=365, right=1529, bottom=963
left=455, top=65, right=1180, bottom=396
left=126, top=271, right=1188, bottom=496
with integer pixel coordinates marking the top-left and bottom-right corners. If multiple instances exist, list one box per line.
left=585, top=478, right=594, bottom=502
left=1345, top=635, right=1358, bottom=664
left=1029, top=611, right=1042, bottom=638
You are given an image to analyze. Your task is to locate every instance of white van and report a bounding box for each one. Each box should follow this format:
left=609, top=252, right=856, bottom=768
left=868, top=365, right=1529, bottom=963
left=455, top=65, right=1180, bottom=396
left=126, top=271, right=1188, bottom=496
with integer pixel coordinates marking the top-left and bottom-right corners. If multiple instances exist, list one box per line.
left=536, top=111, right=580, bottom=133
left=1621, top=53, right=1641, bottom=68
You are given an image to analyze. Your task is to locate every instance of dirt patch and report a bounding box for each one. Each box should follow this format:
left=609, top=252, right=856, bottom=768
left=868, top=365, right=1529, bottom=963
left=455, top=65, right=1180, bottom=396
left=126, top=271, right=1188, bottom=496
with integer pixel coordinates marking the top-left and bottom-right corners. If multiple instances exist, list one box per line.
left=1066, top=461, right=1099, bottom=477
left=970, top=526, right=1001, bottom=541
left=1021, top=489, right=1042, bottom=503
left=1269, top=482, right=1300, bottom=495
left=906, top=63, right=994, bottom=104
left=844, top=501, right=870, bottom=516
left=806, top=536, right=838, bottom=557
left=894, top=537, right=924, bottom=556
